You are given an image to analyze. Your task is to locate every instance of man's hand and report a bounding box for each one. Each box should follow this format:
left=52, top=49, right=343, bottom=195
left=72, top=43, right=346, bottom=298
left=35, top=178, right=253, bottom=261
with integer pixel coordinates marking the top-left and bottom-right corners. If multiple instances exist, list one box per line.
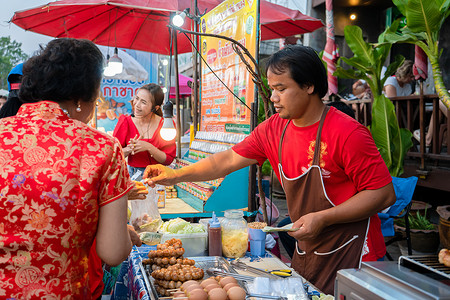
left=142, top=164, right=178, bottom=187
left=288, top=211, right=328, bottom=241
left=127, top=181, right=148, bottom=200
left=127, top=224, right=142, bottom=247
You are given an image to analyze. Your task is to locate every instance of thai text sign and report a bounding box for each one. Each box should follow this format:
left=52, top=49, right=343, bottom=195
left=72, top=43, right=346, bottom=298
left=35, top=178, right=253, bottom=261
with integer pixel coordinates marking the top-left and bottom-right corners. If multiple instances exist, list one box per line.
left=200, top=0, right=258, bottom=134
left=97, top=79, right=146, bottom=134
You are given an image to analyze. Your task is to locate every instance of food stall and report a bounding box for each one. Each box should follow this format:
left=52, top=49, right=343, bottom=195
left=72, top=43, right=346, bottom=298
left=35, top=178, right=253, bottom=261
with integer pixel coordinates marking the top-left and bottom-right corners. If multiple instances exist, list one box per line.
left=159, top=131, right=251, bottom=219
left=111, top=244, right=322, bottom=300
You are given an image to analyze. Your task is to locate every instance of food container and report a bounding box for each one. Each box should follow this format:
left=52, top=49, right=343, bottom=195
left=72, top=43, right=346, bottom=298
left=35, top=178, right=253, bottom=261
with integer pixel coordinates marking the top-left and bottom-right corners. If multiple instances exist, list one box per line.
left=160, top=231, right=208, bottom=257
left=221, top=209, right=248, bottom=258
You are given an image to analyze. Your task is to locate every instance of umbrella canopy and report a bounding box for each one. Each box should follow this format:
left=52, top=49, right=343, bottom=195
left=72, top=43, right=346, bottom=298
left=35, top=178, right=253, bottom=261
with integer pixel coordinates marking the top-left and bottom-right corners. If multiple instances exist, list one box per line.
left=170, top=73, right=192, bottom=97
left=260, top=1, right=323, bottom=40
left=98, top=45, right=148, bottom=81
left=11, top=0, right=220, bottom=55
left=11, top=0, right=323, bottom=54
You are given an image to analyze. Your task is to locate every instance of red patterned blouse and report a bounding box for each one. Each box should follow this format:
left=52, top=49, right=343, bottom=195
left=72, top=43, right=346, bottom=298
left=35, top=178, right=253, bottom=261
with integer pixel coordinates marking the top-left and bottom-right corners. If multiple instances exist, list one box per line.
left=0, top=101, right=133, bottom=299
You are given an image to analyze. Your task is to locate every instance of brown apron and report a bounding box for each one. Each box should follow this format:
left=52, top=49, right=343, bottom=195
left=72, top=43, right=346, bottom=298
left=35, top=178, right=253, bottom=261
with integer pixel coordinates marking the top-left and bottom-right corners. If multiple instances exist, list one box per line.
left=278, top=106, right=369, bottom=295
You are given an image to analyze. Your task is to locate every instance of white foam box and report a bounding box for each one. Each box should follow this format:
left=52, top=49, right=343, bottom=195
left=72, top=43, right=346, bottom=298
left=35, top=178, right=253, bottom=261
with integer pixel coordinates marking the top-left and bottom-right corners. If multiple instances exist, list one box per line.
left=161, top=229, right=208, bottom=257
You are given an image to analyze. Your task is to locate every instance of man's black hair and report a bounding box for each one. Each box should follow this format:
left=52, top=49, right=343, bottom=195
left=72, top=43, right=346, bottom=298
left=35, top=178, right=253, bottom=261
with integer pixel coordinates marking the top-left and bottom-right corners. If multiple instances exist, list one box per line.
left=266, top=45, right=328, bottom=98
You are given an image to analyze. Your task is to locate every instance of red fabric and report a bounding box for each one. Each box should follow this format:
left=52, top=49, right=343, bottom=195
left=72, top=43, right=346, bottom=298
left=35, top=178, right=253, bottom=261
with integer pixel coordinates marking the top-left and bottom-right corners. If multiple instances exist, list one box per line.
left=89, top=240, right=104, bottom=299
left=0, top=101, right=133, bottom=299
left=170, top=74, right=192, bottom=98
left=233, top=107, right=391, bottom=260
left=413, top=45, right=428, bottom=80
left=113, top=114, right=176, bottom=167
left=323, top=0, right=338, bottom=95
left=11, top=0, right=322, bottom=54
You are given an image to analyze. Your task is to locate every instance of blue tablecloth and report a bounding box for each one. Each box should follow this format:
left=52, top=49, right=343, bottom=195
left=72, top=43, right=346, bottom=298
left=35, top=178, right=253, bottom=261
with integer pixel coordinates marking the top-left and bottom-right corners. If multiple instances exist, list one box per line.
left=112, top=245, right=155, bottom=300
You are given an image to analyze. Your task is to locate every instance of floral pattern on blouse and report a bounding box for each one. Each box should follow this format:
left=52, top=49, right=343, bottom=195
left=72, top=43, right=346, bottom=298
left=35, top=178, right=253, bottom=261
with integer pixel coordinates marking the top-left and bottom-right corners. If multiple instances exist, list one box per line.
left=0, top=101, right=133, bottom=299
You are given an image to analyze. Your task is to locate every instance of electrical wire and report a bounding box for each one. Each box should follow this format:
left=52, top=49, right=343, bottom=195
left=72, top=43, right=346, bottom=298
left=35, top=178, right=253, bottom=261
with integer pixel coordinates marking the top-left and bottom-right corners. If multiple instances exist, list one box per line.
left=181, top=31, right=264, bottom=124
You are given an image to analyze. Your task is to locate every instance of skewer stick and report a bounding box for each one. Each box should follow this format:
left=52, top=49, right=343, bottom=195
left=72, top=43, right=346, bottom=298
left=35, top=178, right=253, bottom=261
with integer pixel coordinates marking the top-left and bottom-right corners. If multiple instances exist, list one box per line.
left=167, top=289, right=181, bottom=293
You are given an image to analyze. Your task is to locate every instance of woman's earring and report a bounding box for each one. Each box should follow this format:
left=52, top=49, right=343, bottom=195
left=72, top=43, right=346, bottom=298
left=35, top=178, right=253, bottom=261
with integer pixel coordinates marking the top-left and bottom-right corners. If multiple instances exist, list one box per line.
left=76, top=102, right=82, bottom=113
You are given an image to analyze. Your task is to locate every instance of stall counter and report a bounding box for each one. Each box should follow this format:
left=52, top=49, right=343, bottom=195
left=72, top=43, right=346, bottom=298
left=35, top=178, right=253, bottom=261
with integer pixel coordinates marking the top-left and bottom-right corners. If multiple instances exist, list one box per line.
left=111, top=245, right=321, bottom=300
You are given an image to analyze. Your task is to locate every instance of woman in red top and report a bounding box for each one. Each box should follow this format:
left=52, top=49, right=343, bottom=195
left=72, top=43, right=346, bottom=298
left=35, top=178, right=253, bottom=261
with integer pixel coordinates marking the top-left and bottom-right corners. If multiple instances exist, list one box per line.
left=0, top=38, right=134, bottom=299
left=113, top=83, right=176, bottom=180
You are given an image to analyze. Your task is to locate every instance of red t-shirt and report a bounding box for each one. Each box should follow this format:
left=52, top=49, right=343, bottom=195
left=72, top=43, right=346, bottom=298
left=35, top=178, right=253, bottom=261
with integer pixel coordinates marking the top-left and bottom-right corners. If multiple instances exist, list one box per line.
left=0, top=101, right=133, bottom=299
left=113, top=114, right=176, bottom=167
left=233, top=107, right=391, bottom=260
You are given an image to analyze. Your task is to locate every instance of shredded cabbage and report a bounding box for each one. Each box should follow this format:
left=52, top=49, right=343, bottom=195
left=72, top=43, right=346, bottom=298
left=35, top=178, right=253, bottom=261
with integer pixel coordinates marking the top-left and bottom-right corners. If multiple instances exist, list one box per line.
left=160, top=218, right=205, bottom=234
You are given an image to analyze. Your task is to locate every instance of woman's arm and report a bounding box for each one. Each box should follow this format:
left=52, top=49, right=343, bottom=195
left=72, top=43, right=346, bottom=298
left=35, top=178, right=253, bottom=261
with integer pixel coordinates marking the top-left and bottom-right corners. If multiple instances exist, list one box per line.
left=96, top=194, right=132, bottom=266
left=384, top=85, right=398, bottom=97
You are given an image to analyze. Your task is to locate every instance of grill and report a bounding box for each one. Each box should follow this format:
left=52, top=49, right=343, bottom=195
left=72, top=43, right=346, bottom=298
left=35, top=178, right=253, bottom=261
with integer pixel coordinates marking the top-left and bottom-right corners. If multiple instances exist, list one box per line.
left=336, top=260, right=450, bottom=299
left=399, top=255, right=450, bottom=281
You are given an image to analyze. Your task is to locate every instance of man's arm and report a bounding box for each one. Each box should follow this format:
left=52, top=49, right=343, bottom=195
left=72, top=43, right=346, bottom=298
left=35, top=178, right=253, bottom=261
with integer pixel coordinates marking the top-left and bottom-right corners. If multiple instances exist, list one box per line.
left=143, top=149, right=258, bottom=187
left=289, top=182, right=396, bottom=240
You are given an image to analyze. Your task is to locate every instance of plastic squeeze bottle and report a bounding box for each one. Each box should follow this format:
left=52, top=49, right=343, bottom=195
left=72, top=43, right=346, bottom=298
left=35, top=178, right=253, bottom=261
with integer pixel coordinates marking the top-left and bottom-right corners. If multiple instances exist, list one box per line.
left=208, top=212, right=222, bottom=256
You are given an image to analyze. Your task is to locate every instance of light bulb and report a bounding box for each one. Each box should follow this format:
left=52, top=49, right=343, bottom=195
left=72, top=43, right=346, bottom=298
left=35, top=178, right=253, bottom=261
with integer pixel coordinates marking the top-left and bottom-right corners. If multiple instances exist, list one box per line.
left=108, top=47, right=123, bottom=75
left=172, top=12, right=186, bottom=27
left=162, top=59, right=169, bottom=66
left=109, top=57, right=123, bottom=74
left=160, top=118, right=176, bottom=141
left=103, top=65, right=116, bottom=77
left=162, top=87, right=168, bottom=93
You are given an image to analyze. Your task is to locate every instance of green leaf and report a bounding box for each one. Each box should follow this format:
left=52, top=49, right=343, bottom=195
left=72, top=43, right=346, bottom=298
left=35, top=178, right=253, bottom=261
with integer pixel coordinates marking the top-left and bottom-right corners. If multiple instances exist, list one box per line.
left=381, top=55, right=404, bottom=86
left=378, top=19, right=401, bottom=44
left=344, top=26, right=374, bottom=64
left=339, top=56, right=370, bottom=74
left=393, top=0, right=409, bottom=16
left=382, top=31, right=420, bottom=44
left=333, top=67, right=359, bottom=80
left=406, top=0, right=442, bottom=34
left=371, top=95, right=394, bottom=171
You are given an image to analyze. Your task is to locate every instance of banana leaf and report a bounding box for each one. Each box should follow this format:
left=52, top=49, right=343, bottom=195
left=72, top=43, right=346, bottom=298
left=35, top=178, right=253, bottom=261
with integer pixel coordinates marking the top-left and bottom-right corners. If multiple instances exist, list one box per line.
left=387, top=0, right=450, bottom=110
left=335, top=24, right=413, bottom=177
left=371, top=94, right=413, bottom=176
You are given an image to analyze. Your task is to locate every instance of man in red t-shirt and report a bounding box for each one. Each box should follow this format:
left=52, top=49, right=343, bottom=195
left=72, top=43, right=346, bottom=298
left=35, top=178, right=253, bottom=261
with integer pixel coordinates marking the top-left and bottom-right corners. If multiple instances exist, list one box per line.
left=143, top=45, right=395, bottom=294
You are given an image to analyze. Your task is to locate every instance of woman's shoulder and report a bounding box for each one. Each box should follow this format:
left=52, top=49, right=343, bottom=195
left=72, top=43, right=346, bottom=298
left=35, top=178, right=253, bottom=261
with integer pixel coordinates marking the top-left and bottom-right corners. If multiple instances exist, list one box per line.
left=384, top=76, right=398, bottom=86
left=117, top=114, right=133, bottom=125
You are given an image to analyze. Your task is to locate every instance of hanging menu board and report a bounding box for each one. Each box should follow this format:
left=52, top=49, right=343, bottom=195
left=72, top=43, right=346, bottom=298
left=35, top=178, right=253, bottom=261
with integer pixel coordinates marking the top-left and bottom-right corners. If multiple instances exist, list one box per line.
left=200, top=0, right=259, bottom=134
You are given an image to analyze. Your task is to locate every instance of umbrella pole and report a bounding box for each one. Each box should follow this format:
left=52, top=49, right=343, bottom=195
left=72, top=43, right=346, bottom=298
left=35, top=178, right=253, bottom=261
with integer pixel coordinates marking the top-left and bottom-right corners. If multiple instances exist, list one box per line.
left=174, top=29, right=182, bottom=158
left=192, top=0, right=199, bottom=135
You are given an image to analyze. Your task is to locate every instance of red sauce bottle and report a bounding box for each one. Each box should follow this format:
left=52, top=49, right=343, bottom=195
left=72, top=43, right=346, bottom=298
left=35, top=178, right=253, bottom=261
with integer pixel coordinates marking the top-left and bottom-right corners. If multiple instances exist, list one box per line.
left=208, top=212, right=222, bottom=256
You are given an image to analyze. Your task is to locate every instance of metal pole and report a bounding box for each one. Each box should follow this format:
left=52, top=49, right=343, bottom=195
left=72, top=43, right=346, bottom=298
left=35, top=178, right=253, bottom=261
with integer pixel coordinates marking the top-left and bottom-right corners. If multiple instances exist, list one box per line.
left=174, top=29, right=181, bottom=158
left=192, top=0, right=199, bottom=134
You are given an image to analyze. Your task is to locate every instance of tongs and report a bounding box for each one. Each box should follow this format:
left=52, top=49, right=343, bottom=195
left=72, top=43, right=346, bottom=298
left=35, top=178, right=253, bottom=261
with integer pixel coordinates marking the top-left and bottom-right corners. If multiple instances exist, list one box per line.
left=206, top=267, right=256, bottom=282
left=230, top=260, right=280, bottom=279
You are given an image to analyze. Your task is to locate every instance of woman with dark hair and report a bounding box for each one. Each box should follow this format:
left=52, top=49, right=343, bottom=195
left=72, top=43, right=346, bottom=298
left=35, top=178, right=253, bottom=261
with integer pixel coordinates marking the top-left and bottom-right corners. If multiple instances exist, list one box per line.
left=0, top=38, right=135, bottom=299
left=113, top=83, right=176, bottom=180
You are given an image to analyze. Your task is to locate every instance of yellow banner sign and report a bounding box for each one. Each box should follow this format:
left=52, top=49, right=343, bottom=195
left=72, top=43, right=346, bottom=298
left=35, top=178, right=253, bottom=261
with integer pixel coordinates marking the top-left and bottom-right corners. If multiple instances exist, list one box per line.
left=200, top=0, right=258, bottom=134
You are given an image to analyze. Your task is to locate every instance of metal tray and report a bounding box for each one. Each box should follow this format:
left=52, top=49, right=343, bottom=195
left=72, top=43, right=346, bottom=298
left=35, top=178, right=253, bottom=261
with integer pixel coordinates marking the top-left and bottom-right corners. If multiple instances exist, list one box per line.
left=141, top=256, right=247, bottom=300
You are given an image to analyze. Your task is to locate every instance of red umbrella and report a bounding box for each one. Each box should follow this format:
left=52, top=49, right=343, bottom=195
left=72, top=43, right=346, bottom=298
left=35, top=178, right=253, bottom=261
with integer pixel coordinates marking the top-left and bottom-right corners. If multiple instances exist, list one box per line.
left=260, top=1, right=323, bottom=40
left=170, top=74, right=192, bottom=97
left=11, top=0, right=323, bottom=54
left=11, top=0, right=218, bottom=54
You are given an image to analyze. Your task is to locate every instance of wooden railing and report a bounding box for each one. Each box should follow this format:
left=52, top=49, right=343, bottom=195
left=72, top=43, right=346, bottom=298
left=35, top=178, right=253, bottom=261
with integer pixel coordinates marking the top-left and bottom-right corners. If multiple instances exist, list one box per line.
left=345, top=94, right=450, bottom=191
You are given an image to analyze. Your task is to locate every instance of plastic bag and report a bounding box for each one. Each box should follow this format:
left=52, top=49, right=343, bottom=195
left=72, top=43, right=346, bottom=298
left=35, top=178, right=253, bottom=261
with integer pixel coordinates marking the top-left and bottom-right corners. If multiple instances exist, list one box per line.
left=129, top=186, right=162, bottom=234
